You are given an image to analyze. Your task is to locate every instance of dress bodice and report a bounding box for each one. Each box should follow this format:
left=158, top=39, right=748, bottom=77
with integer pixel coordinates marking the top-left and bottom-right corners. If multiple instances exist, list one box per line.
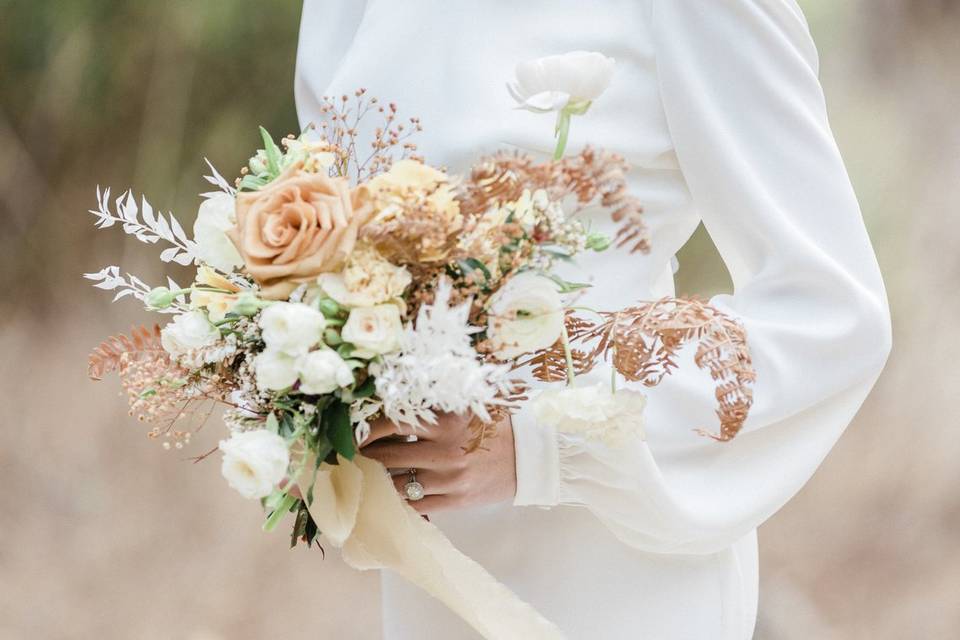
left=295, top=2, right=891, bottom=638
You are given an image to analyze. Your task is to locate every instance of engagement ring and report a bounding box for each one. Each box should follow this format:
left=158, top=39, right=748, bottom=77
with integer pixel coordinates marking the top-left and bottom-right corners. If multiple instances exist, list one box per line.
left=404, top=469, right=425, bottom=502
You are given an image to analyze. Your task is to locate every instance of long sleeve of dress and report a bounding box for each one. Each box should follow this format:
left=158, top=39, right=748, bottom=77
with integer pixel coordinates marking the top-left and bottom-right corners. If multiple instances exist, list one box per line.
left=511, top=0, right=892, bottom=555
left=294, top=0, right=367, bottom=128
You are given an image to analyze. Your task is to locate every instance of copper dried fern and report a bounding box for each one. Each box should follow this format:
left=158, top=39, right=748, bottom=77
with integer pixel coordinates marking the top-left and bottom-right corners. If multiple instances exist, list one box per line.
left=87, top=324, right=165, bottom=380
left=541, top=299, right=755, bottom=442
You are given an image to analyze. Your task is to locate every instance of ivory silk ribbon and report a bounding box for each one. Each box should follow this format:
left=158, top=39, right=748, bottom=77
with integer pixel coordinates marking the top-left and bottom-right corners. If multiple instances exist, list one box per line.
left=296, top=453, right=565, bottom=639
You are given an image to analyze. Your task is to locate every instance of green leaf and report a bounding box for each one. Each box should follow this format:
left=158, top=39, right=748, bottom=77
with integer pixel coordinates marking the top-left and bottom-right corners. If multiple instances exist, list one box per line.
left=544, top=273, right=592, bottom=293
left=336, top=343, right=356, bottom=359
left=458, top=258, right=491, bottom=283
left=259, top=126, right=283, bottom=176
left=266, top=412, right=280, bottom=433
left=324, top=401, right=355, bottom=460
left=352, top=376, right=376, bottom=399
left=238, top=174, right=268, bottom=191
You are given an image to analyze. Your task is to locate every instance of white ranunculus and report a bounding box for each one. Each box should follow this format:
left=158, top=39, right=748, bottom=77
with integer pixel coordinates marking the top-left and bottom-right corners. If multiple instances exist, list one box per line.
left=193, top=193, right=244, bottom=273
left=533, top=384, right=647, bottom=445
left=508, top=51, right=616, bottom=113
left=219, top=429, right=290, bottom=499
left=254, top=348, right=299, bottom=391
left=258, top=302, right=326, bottom=356
left=295, top=349, right=355, bottom=395
left=160, top=311, right=220, bottom=356
left=486, top=272, right=564, bottom=359
left=341, top=304, right=403, bottom=358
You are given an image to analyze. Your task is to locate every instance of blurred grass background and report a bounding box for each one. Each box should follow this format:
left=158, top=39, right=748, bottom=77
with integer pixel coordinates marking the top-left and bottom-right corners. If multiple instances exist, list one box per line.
left=1, top=1, right=957, bottom=638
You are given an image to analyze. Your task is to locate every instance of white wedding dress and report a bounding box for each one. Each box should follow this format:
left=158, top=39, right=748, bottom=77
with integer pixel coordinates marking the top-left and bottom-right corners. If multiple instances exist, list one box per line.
left=295, top=1, right=891, bottom=638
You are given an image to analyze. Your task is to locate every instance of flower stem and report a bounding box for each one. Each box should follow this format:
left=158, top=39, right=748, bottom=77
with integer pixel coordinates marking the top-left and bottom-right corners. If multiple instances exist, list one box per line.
left=262, top=491, right=298, bottom=532
left=553, top=110, right=572, bottom=160
left=611, top=348, right=618, bottom=394
left=560, top=324, right=576, bottom=386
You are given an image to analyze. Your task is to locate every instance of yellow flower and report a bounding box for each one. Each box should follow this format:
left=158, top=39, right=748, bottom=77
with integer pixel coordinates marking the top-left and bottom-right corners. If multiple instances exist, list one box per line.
left=369, top=160, right=461, bottom=228
left=317, top=245, right=411, bottom=308
left=190, top=265, right=246, bottom=322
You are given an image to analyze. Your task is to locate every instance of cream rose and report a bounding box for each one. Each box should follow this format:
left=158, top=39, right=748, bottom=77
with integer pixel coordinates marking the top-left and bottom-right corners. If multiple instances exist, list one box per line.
left=341, top=304, right=403, bottom=358
left=160, top=311, right=220, bottom=357
left=227, top=163, right=373, bottom=299
left=317, top=246, right=411, bottom=308
left=258, top=302, right=326, bottom=356
left=193, top=193, right=244, bottom=273
left=486, top=272, right=564, bottom=359
left=254, top=349, right=299, bottom=391
left=219, top=429, right=290, bottom=499
left=295, top=349, right=355, bottom=395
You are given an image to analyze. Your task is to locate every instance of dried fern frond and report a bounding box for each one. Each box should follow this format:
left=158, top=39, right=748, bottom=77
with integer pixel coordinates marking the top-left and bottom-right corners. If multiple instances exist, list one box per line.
left=514, top=315, right=598, bottom=382
left=462, top=385, right=529, bottom=454
left=458, top=148, right=649, bottom=253
left=569, top=298, right=755, bottom=442
left=87, top=324, right=164, bottom=380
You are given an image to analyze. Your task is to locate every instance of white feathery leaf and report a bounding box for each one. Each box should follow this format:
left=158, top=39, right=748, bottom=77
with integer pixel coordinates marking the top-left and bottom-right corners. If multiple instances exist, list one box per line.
left=203, top=158, right=236, bottom=197
left=88, top=187, right=200, bottom=265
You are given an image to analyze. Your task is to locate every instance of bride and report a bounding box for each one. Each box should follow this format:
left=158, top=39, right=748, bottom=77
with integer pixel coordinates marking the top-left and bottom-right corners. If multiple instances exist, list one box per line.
left=295, top=1, right=891, bottom=638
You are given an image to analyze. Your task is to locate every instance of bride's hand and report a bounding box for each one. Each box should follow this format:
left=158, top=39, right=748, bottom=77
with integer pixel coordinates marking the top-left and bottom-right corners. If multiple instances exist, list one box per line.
left=360, top=413, right=517, bottom=514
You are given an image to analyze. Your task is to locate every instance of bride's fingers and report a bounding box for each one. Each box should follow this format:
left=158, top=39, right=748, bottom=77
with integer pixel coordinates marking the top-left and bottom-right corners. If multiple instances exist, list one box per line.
left=407, top=493, right=461, bottom=515
left=361, top=418, right=433, bottom=447
left=361, top=418, right=403, bottom=446
left=362, top=440, right=445, bottom=469
left=390, top=470, right=456, bottom=496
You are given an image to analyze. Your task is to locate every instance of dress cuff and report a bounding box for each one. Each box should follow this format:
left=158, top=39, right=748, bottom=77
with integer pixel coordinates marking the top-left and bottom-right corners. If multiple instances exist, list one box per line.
left=510, top=402, right=561, bottom=507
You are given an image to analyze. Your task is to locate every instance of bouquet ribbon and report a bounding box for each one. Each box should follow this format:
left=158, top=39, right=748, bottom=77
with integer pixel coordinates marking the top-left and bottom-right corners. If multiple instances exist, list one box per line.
left=296, top=453, right=565, bottom=639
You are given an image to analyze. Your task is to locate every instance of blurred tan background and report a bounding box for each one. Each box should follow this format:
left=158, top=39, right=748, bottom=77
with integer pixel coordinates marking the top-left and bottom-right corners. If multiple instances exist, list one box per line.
left=1, top=1, right=957, bottom=638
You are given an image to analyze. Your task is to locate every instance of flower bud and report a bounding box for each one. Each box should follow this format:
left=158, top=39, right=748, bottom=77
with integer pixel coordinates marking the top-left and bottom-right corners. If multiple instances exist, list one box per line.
left=323, top=328, right=343, bottom=346
left=145, top=286, right=178, bottom=309
left=248, top=150, right=268, bottom=175
left=231, top=291, right=263, bottom=317
left=317, top=297, right=341, bottom=318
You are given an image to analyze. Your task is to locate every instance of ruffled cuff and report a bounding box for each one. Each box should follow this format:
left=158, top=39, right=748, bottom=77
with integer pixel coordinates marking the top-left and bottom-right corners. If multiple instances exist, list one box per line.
left=510, top=402, right=560, bottom=507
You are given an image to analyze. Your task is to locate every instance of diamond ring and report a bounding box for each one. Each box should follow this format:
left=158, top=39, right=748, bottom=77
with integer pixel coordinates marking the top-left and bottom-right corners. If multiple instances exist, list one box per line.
left=404, top=469, right=425, bottom=502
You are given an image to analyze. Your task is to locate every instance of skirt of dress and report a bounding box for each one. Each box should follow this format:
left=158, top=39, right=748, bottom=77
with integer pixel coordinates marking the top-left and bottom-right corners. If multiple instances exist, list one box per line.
left=380, top=501, right=759, bottom=640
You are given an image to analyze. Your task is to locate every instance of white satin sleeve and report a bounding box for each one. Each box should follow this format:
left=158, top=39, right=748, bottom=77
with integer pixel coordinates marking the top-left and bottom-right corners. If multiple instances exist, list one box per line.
left=294, top=0, right=368, bottom=130
left=511, top=0, right=892, bottom=555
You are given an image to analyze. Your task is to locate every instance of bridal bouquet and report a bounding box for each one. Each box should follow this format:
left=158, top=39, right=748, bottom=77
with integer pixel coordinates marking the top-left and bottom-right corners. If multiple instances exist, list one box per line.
left=85, top=53, right=754, bottom=638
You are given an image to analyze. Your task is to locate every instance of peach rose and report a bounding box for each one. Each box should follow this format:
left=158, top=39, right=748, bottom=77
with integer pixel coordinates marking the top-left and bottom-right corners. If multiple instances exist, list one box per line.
left=227, top=163, right=373, bottom=299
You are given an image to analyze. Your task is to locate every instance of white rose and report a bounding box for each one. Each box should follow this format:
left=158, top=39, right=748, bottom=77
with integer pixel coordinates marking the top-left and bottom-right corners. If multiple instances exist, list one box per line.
left=341, top=304, right=403, bottom=358
left=254, top=349, right=299, bottom=391
left=533, top=384, right=646, bottom=445
left=160, top=311, right=220, bottom=357
left=258, top=302, right=326, bottom=356
left=219, top=429, right=290, bottom=499
left=508, top=51, right=615, bottom=113
left=487, top=272, right=564, bottom=359
left=295, top=349, right=354, bottom=395
left=193, top=193, right=244, bottom=273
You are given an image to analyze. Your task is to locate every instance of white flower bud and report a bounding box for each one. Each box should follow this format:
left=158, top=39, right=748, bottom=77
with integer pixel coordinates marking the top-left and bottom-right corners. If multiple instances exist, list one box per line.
left=295, top=349, right=355, bottom=395
left=254, top=349, right=299, bottom=391
left=219, top=429, right=290, bottom=499
left=160, top=311, right=220, bottom=357
left=258, top=302, right=326, bottom=356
